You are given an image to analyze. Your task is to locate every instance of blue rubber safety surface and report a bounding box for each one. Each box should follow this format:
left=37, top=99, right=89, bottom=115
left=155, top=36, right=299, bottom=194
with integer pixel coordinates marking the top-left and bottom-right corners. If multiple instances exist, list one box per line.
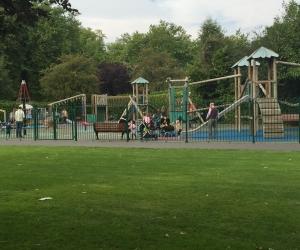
left=188, top=128, right=299, bottom=142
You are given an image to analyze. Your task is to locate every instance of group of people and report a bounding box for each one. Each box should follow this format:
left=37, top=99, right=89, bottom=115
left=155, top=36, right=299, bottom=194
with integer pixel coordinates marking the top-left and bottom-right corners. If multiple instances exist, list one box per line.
left=0, top=106, right=25, bottom=139
left=121, top=102, right=218, bottom=141
left=123, top=110, right=183, bottom=140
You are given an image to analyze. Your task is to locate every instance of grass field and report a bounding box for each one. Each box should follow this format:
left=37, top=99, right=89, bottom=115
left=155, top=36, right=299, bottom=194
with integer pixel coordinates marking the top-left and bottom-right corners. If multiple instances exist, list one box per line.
left=0, top=146, right=299, bottom=250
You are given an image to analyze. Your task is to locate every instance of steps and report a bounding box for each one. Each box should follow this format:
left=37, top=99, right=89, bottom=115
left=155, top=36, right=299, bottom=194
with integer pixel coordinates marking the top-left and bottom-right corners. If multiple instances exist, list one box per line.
left=256, top=98, right=284, bottom=138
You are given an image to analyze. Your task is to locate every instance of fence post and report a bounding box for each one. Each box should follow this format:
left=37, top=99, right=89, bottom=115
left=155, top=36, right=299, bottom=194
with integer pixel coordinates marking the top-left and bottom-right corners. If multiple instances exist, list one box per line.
left=251, top=99, right=255, bottom=144
left=298, top=97, right=300, bottom=144
left=33, top=108, right=37, bottom=141
left=184, top=80, right=189, bottom=143
left=74, top=105, right=78, bottom=141
left=53, top=109, right=57, bottom=140
left=126, top=107, right=130, bottom=142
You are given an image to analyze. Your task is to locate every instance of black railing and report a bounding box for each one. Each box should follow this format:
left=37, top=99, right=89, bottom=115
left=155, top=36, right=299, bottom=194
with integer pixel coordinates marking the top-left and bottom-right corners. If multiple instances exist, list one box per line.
left=0, top=98, right=299, bottom=143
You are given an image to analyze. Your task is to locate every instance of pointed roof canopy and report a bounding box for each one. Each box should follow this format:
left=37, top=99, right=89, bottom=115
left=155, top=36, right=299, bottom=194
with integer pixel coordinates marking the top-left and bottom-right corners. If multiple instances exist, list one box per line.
left=247, top=47, right=279, bottom=60
left=131, top=77, right=149, bottom=85
left=232, top=56, right=260, bottom=68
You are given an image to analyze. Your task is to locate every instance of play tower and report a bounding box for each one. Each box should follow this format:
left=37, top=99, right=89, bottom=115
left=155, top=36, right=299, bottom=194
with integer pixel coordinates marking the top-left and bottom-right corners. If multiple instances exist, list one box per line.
left=233, top=46, right=300, bottom=138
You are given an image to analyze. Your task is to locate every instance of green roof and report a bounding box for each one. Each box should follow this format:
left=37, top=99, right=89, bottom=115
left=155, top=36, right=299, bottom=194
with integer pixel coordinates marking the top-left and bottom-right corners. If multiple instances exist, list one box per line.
left=131, top=77, right=149, bottom=85
left=232, top=56, right=260, bottom=68
left=247, top=47, right=279, bottom=60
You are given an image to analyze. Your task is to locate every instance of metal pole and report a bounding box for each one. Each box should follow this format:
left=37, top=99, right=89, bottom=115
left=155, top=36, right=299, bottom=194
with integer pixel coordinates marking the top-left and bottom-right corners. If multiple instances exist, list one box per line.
left=298, top=98, right=300, bottom=144
left=185, top=81, right=189, bottom=143
left=33, top=108, right=37, bottom=141
left=189, top=74, right=241, bottom=86
left=53, top=109, right=57, bottom=140
left=74, top=105, right=78, bottom=141
left=22, top=94, right=27, bottom=136
left=126, top=107, right=130, bottom=142
left=251, top=99, right=255, bottom=144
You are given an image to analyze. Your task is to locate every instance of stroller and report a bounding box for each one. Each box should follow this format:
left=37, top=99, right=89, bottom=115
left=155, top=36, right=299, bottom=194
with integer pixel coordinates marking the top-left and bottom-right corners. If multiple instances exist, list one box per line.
left=138, top=121, right=158, bottom=140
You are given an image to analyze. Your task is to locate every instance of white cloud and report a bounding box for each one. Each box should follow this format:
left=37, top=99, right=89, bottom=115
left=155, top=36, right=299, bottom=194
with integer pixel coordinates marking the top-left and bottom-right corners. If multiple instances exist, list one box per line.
left=70, top=0, right=292, bottom=42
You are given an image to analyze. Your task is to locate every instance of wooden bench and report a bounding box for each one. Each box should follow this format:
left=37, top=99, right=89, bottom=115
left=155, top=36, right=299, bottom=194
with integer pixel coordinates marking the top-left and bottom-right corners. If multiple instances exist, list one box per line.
left=281, top=114, right=299, bottom=123
left=93, top=122, right=127, bottom=139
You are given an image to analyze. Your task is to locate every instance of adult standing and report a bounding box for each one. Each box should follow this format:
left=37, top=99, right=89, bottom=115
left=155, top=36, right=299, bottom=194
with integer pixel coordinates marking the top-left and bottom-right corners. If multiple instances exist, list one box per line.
left=206, top=102, right=218, bottom=139
left=61, top=109, right=68, bottom=124
left=15, top=106, right=25, bottom=138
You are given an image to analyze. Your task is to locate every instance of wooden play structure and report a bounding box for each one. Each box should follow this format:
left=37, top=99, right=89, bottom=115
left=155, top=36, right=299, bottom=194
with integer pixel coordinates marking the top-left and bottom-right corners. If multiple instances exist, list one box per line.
left=233, top=47, right=300, bottom=138
left=91, top=94, right=108, bottom=122
left=48, top=94, right=87, bottom=122
left=120, top=77, right=149, bottom=120
left=167, top=73, right=245, bottom=132
left=168, top=46, right=299, bottom=138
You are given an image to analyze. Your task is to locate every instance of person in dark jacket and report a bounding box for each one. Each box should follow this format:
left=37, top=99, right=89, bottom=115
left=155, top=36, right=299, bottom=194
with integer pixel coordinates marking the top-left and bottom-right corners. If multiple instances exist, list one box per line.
left=206, top=102, right=218, bottom=139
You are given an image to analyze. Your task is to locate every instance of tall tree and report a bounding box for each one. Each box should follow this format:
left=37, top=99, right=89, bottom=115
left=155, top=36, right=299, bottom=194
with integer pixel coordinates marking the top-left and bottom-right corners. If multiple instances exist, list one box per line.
left=188, top=19, right=250, bottom=101
left=146, top=20, right=193, bottom=67
left=255, top=0, right=300, bottom=98
left=97, top=63, right=131, bottom=95
left=79, top=28, right=106, bottom=62
left=40, top=55, right=98, bottom=100
left=133, top=48, right=184, bottom=91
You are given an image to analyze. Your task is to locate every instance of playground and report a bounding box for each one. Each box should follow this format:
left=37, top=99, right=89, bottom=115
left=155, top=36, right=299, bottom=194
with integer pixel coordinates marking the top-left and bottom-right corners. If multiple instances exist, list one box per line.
left=1, top=47, right=299, bottom=143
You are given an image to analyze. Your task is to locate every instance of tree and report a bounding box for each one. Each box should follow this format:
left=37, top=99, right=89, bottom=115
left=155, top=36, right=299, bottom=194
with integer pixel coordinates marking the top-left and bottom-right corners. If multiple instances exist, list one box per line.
left=107, top=32, right=147, bottom=64
left=0, top=1, right=80, bottom=100
left=146, top=20, right=193, bottom=67
left=0, top=0, right=77, bottom=27
left=254, top=0, right=300, bottom=98
left=79, top=28, right=106, bottom=62
left=133, top=48, right=184, bottom=91
left=40, top=55, right=98, bottom=100
left=0, top=55, right=14, bottom=99
left=97, top=63, right=131, bottom=95
left=187, top=19, right=251, bottom=101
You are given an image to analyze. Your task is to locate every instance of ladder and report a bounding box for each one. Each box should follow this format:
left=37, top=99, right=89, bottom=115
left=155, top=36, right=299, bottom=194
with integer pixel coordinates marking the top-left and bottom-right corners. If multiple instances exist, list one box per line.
left=256, top=98, right=284, bottom=138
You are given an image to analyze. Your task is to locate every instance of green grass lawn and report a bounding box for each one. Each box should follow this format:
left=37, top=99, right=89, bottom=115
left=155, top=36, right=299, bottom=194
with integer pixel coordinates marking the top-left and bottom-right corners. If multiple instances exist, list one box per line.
left=0, top=146, right=299, bottom=250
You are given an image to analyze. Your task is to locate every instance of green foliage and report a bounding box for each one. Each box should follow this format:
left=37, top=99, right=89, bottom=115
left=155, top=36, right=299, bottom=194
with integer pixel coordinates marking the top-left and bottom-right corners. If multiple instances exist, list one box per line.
left=1, top=0, right=300, bottom=103
left=146, top=20, right=193, bottom=67
left=254, top=0, right=300, bottom=98
left=79, top=28, right=106, bottom=62
left=149, top=92, right=169, bottom=112
left=0, top=55, right=14, bottom=99
left=40, top=54, right=98, bottom=100
left=187, top=19, right=251, bottom=102
left=133, top=48, right=184, bottom=91
left=97, top=63, right=131, bottom=95
left=107, top=32, right=147, bottom=64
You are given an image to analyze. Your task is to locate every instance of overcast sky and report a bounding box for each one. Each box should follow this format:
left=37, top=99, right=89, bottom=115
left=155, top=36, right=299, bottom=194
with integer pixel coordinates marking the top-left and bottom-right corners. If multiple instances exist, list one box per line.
left=70, top=0, right=292, bottom=42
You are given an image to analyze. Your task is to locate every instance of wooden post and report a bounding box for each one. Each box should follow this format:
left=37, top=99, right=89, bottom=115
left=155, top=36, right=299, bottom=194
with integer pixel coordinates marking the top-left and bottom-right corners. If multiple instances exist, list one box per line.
left=272, top=58, right=278, bottom=98
left=145, top=83, right=149, bottom=113
left=189, top=74, right=241, bottom=86
left=136, top=84, right=139, bottom=107
left=237, top=67, right=241, bottom=131
left=252, top=59, right=258, bottom=134
left=267, top=59, right=272, bottom=98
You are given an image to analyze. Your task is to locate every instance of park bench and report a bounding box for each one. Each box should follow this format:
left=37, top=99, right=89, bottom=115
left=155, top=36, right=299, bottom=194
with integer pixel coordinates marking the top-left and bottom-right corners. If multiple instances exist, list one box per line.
left=93, top=122, right=127, bottom=139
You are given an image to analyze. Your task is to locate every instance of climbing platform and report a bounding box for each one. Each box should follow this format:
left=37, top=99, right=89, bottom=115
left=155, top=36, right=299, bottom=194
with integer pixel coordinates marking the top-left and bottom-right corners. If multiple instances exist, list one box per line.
left=257, top=98, right=284, bottom=138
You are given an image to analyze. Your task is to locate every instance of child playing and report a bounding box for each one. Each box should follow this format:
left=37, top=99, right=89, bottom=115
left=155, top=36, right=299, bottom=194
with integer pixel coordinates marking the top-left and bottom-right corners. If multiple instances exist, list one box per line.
left=129, top=120, right=136, bottom=140
left=175, top=119, right=182, bottom=136
left=5, top=121, right=12, bottom=139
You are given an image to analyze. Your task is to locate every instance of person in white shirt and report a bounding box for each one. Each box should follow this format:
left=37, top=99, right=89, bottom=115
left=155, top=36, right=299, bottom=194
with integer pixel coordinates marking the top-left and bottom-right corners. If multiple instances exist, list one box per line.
left=15, top=107, right=25, bottom=138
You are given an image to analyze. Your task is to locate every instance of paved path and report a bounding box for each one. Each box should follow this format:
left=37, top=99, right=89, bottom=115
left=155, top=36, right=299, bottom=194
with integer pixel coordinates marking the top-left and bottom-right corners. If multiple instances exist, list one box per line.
left=1, top=139, right=300, bottom=151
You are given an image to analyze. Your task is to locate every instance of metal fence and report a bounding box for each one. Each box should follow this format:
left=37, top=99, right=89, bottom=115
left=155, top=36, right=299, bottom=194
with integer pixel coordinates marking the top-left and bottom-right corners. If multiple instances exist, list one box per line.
left=1, top=98, right=299, bottom=143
